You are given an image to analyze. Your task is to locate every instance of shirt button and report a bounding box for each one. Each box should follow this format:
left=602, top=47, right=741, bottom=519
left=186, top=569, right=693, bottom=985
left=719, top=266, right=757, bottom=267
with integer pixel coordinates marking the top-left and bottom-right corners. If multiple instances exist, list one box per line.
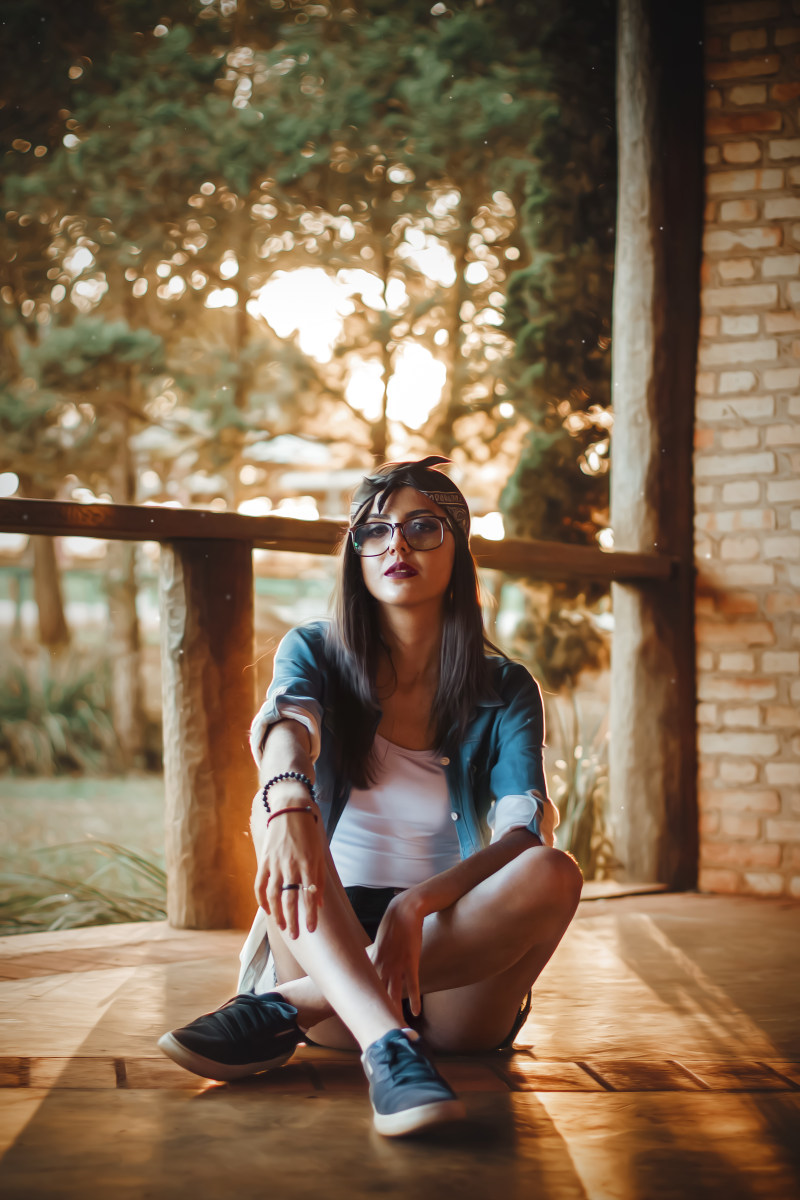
left=451, top=812, right=459, bottom=821
left=440, top=756, right=450, bottom=766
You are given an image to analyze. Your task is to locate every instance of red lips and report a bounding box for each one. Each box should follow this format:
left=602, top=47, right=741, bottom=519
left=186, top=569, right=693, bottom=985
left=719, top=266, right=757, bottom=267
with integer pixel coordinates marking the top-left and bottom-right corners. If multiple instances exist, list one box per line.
left=384, top=562, right=418, bottom=578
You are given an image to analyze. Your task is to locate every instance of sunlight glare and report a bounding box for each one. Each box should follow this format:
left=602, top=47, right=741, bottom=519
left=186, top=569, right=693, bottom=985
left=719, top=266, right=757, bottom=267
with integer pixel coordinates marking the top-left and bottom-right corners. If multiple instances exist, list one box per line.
left=72, top=279, right=108, bottom=307
left=64, top=246, right=94, bottom=277
left=0, top=472, right=20, bottom=498
left=397, top=230, right=456, bottom=287
left=254, top=268, right=354, bottom=362
left=385, top=277, right=408, bottom=313
left=62, top=536, right=108, bottom=559
left=238, top=497, right=273, bottom=517
left=206, top=287, right=238, bottom=308
left=465, top=262, right=489, bottom=285
left=71, top=487, right=111, bottom=504
left=338, top=268, right=386, bottom=311
left=239, top=464, right=263, bottom=486
left=346, top=359, right=385, bottom=423
left=427, top=190, right=460, bottom=218
left=272, top=496, right=320, bottom=521
left=472, top=511, right=505, bottom=541
left=386, top=344, right=445, bottom=429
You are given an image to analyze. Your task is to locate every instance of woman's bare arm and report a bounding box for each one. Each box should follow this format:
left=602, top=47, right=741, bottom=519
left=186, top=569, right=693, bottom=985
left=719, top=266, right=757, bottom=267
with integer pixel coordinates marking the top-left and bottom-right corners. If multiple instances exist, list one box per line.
left=253, top=718, right=326, bottom=938
left=405, top=827, right=541, bottom=918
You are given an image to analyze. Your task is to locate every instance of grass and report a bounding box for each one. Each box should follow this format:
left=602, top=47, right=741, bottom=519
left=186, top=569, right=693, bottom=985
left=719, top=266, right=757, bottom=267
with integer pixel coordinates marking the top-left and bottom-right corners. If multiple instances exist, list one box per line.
left=0, top=649, right=120, bottom=775
left=545, top=689, right=619, bottom=880
left=0, top=774, right=165, bottom=936
left=0, top=841, right=167, bottom=934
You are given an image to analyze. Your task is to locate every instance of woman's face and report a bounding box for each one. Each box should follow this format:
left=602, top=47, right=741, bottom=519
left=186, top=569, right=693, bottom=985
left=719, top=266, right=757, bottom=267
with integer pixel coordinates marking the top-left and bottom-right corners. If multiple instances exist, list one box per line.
left=357, top=486, right=456, bottom=614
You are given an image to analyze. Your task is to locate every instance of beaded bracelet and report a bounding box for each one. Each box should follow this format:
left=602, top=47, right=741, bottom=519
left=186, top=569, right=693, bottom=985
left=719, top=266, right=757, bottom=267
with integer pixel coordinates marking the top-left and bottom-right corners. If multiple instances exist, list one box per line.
left=261, top=770, right=317, bottom=814
left=266, top=805, right=319, bottom=828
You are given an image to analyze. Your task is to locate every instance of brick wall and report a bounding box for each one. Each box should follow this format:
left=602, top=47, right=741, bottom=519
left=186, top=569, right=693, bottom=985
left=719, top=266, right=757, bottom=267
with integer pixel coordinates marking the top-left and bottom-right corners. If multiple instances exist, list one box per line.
left=695, top=0, right=800, bottom=897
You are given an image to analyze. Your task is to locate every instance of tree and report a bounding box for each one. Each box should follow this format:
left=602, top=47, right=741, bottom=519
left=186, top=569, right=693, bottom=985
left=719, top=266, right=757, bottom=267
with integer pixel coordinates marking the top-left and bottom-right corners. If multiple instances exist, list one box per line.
left=0, top=316, right=164, bottom=759
left=498, top=0, right=617, bottom=547
left=2, top=0, right=618, bottom=736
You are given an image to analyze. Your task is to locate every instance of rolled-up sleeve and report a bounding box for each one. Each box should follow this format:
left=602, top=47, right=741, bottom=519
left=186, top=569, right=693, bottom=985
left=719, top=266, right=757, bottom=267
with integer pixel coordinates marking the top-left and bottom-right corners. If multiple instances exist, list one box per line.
left=249, top=625, right=326, bottom=771
left=486, top=665, right=559, bottom=848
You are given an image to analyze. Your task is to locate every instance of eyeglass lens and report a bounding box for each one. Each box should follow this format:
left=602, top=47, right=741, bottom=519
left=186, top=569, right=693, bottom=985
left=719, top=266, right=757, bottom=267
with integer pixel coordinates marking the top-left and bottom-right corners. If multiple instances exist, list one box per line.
left=352, top=516, right=444, bottom=556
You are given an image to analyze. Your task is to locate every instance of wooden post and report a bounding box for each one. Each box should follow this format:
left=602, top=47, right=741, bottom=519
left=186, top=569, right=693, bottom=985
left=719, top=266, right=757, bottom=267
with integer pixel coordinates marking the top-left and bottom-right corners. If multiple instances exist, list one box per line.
left=608, top=0, right=703, bottom=887
left=159, top=540, right=257, bottom=929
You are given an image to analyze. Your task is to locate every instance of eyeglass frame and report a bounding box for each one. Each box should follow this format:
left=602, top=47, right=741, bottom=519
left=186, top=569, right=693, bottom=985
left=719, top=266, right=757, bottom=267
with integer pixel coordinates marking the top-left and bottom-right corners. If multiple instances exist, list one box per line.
left=348, top=514, right=452, bottom=557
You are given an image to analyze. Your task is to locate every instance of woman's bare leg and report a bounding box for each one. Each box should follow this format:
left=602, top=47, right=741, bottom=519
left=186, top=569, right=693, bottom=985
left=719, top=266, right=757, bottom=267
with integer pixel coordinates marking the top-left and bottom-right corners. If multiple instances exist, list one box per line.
left=416, top=846, right=582, bottom=1052
left=251, top=793, right=401, bottom=1050
left=262, top=846, right=401, bottom=1050
left=267, top=845, right=582, bottom=1052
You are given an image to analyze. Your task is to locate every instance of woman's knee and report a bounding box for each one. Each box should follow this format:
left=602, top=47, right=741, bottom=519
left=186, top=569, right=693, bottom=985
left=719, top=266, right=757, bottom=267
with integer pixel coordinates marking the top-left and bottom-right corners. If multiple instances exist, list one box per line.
left=509, top=845, right=583, bottom=914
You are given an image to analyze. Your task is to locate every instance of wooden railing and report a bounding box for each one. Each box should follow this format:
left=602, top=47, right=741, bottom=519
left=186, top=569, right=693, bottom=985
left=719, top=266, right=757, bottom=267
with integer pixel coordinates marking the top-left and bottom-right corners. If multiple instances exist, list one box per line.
left=0, top=496, right=675, bottom=580
left=0, top=495, right=678, bottom=928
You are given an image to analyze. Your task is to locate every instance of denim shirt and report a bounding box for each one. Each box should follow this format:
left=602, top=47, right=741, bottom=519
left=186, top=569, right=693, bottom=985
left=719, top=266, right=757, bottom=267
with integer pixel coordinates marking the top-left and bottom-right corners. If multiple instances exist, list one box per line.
left=249, top=620, right=556, bottom=854
left=239, top=620, right=557, bottom=993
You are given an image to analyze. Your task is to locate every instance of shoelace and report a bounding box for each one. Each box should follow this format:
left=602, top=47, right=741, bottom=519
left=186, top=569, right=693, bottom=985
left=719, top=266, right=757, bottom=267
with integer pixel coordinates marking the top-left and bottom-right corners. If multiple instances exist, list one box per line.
left=200, top=994, right=295, bottom=1041
left=373, top=1037, right=436, bottom=1086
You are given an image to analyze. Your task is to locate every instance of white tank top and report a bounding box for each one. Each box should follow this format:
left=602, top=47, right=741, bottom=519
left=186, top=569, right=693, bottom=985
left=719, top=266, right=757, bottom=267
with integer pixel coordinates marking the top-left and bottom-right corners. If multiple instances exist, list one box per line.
left=330, top=734, right=461, bottom=888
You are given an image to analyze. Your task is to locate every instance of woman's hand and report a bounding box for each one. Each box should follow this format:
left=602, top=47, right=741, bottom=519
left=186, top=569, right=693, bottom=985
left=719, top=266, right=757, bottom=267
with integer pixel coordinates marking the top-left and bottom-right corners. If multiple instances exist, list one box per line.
left=372, top=890, right=427, bottom=1019
left=255, top=808, right=325, bottom=939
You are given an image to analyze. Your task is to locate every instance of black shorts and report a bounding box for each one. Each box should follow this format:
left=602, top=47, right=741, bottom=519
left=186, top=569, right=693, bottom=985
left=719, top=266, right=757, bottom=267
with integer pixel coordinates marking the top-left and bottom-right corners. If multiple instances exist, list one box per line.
left=344, top=884, right=400, bottom=942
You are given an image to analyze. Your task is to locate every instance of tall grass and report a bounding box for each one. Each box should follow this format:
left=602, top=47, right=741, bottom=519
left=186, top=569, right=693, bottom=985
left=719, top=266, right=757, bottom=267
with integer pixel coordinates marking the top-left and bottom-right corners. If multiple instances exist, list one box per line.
left=0, top=650, right=120, bottom=774
left=0, top=840, right=166, bottom=935
left=547, top=690, right=619, bottom=879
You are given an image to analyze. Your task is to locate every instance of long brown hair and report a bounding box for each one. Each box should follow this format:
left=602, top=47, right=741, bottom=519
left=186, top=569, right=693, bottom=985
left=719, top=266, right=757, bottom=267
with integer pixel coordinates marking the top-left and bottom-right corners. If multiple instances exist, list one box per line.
left=325, top=466, right=503, bottom=789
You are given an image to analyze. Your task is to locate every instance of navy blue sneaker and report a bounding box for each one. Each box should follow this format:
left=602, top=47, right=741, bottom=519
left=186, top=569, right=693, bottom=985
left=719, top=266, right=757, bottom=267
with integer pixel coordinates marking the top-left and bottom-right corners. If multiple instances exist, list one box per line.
left=158, top=992, right=301, bottom=1082
left=362, top=1028, right=465, bottom=1136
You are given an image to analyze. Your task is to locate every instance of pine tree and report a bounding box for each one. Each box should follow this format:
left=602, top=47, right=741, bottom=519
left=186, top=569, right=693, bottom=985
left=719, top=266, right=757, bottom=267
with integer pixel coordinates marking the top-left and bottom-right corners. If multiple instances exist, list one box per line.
left=498, top=0, right=616, bottom=547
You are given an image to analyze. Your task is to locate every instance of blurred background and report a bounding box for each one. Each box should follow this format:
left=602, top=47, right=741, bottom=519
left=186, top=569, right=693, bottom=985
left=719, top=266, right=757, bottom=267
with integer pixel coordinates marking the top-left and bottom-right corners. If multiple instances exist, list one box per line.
left=1, top=0, right=618, bottom=932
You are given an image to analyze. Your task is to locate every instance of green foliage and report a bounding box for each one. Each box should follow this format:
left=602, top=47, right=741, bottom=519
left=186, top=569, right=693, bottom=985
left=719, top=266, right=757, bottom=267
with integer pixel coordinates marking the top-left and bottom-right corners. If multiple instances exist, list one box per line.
left=3, top=0, right=616, bottom=530
left=0, top=650, right=120, bottom=775
left=499, top=0, right=616, bottom=546
left=29, top=317, right=164, bottom=381
left=506, top=583, right=609, bottom=694
left=0, top=840, right=166, bottom=935
left=3, top=1, right=608, bottom=478
left=0, top=317, right=165, bottom=491
left=503, top=577, right=615, bottom=875
left=546, top=692, right=618, bottom=880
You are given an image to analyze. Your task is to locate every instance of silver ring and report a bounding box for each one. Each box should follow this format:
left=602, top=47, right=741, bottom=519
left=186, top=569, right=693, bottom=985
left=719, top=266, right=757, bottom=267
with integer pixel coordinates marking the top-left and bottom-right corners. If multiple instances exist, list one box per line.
left=280, top=883, right=301, bottom=892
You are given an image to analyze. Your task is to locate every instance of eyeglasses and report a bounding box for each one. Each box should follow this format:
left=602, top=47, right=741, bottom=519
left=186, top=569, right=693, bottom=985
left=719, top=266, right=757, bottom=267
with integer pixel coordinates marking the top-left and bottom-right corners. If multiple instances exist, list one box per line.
left=350, top=515, right=449, bottom=557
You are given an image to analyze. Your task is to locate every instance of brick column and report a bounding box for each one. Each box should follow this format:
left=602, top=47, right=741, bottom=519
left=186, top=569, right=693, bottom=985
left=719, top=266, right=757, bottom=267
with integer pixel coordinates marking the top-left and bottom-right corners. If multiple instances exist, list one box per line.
left=695, top=0, right=800, bottom=897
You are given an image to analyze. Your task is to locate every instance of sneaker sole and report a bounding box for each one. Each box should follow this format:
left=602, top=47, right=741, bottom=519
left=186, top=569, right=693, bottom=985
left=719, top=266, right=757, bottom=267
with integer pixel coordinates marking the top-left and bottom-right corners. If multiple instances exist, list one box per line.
left=373, top=1098, right=466, bottom=1137
left=157, top=1032, right=296, bottom=1082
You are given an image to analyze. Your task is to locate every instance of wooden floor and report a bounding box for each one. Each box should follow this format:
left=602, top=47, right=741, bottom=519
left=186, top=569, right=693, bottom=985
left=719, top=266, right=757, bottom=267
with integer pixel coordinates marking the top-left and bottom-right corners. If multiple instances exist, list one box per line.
left=1, top=892, right=798, bottom=1199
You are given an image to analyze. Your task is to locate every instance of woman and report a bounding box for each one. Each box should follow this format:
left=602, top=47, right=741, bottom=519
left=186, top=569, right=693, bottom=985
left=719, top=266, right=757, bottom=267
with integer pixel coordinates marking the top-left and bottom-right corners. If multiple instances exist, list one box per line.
left=159, top=456, right=582, bottom=1137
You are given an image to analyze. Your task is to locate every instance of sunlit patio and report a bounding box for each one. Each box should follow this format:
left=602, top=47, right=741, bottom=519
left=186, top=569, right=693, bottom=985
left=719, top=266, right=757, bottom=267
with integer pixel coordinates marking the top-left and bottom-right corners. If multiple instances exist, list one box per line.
left=3, top=0, right=800, bottom=1191
left=1, top=889, right=798, bottom=1199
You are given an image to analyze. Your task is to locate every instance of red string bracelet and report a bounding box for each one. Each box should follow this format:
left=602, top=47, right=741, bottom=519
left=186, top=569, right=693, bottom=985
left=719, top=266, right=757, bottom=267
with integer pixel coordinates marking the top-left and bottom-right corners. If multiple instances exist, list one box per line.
left=266, top=805, right=319, bottom=828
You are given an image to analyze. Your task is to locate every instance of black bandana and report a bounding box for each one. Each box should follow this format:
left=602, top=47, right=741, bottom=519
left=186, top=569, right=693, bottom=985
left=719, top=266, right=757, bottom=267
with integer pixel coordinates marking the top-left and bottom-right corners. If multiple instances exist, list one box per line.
left=349, top=455, right=470, bottom=538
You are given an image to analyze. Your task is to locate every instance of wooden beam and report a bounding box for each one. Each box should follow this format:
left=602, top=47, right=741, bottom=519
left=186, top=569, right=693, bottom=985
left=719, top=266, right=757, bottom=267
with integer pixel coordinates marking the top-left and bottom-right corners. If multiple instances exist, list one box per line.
left=609, top=0, right=702, bottom=888
left=0, top=496, right=344, bottom=555
left=159, top=540, right=257, bottom=929
left=0, top=496, right=675, bottom=583
left=470, top=537, right=673, bottom=583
